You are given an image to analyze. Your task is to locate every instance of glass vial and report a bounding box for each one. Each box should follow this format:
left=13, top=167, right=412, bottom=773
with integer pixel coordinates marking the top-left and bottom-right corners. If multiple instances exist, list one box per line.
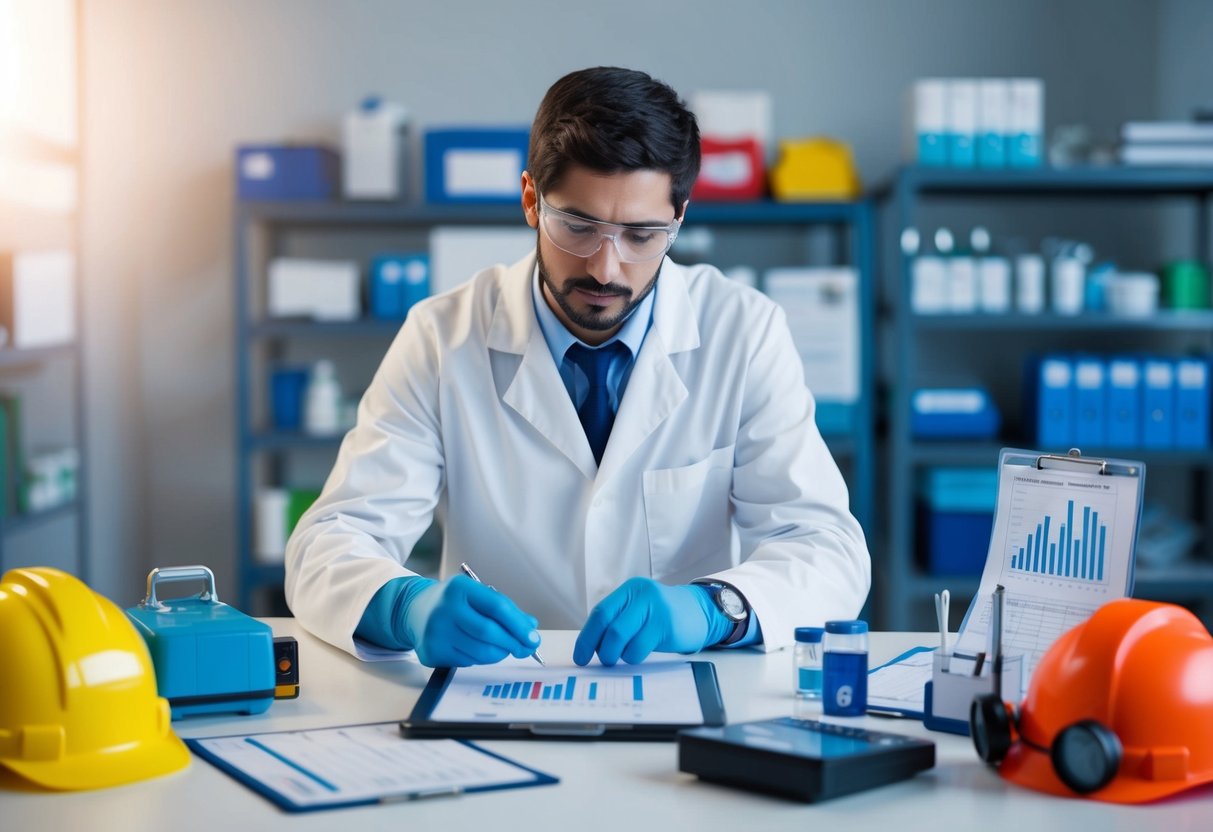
left=793, top=627, right=825, bottom=700
left=822, top=620, right=869, bottom=716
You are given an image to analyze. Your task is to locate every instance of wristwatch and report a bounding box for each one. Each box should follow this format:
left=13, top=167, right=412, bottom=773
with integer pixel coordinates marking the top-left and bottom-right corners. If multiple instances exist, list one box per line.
left=695, top=581, right=750, bottom=646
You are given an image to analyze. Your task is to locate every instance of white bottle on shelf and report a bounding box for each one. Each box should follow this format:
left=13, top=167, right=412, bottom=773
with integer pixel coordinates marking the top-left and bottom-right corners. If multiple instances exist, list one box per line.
left=304, top=360, right=342, bottom=435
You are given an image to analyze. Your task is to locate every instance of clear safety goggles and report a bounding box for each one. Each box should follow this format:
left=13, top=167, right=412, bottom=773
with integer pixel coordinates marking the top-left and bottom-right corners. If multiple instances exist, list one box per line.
left=538, top=195, right=680, bottom=263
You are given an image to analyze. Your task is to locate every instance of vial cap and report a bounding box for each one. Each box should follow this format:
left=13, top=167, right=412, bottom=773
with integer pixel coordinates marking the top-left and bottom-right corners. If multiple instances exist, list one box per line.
left=825, top=619, right=868, bottom=635
left=794, top=626, right=825, bottom=643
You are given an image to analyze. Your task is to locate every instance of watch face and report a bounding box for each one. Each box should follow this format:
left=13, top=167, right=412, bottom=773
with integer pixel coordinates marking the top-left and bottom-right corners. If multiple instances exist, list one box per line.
left=718, top=587, right=746, bottom=620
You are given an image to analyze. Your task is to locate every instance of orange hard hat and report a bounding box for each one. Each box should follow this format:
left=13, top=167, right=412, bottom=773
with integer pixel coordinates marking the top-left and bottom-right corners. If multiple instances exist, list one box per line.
left=971, top=598, right=1213, bottom=803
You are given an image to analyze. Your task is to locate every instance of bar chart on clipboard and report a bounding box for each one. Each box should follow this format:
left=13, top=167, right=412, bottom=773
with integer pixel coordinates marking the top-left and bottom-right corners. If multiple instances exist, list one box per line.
left=954, top=450, right=1143, bottom=687
left=1003, top=479, right=1124, bottom=591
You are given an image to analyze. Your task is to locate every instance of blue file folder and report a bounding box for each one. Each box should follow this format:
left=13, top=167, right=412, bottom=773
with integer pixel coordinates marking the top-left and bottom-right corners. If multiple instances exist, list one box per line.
left=1175, top=357, right=1210, bottom=449
left=1033, top=355, right=1074, bottom=448
left=1105, top=358, right=1141, bottom=449
left=1142, top=358, right=1176, bottom=448
left=1073, top=356, right=1106, bottom=447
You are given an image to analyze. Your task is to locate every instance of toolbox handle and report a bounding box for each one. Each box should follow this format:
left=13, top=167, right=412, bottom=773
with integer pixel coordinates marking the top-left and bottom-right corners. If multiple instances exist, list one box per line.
left=142, top=565, right=221, bottom=611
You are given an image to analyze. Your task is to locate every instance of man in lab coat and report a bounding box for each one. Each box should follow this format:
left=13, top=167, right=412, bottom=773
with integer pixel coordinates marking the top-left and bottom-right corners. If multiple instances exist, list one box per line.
left=285, top=67, right=870, bottom=668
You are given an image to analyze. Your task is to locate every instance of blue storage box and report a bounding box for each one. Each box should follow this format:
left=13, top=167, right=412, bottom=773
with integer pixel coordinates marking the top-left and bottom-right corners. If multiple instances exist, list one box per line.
left=370, top=253, right=430, bottom=319
left=911, top=388, right=1001, bottom=439
left=424, top=127, right=530, bottom=203
left=126, top=566, right=275, bottom=720
left=918, top=468, right=997, bottom=576
left=236, top=145, right=339, bottom=201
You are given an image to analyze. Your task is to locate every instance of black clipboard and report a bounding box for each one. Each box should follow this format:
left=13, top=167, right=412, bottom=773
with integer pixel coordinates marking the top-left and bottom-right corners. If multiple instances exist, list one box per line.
left=401, top=661, right=726, bottom=741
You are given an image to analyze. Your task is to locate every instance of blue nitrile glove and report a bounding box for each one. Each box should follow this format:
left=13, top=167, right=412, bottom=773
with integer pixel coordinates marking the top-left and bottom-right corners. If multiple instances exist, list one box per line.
left=356, top=574, right=540, bottom=667
left=573, top=577, right=733, bottom=666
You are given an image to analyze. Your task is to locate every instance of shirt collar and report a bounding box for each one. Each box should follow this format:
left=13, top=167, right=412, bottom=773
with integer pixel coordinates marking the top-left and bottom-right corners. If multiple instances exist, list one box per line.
left=531, top=265, right=655, bottom=360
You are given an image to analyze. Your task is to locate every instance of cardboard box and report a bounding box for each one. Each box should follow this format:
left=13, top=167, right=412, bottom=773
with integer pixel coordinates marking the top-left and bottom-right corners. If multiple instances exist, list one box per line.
left=267, top=257, right=360, bottom=321
left=0, top=250, right=75, bottom=349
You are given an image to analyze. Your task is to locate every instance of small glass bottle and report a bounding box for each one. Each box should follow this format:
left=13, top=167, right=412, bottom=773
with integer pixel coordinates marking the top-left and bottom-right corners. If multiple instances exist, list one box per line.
left=793, top=627, right=825, bottom=700
left=822, top=620, right=869, bottom=716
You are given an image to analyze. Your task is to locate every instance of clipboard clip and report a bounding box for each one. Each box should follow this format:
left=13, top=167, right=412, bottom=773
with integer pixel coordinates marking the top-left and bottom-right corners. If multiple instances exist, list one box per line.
left=1036, top=448, right=1108, bottom=475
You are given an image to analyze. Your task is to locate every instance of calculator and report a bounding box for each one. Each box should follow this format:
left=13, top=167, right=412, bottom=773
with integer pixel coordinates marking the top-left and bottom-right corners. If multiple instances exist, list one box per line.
left=678, top=716, right=935, bottom=803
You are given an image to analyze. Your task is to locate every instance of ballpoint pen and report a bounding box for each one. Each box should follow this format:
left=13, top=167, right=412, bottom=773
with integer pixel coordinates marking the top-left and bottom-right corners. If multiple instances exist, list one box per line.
left=459, top=562, right=546, bottom=667
left=992, top=584, right=1006, bottom=698
left=934, top=589, right=950, bottom=672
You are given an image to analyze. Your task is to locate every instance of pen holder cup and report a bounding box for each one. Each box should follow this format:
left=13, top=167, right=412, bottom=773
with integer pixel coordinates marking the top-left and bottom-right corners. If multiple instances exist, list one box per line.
left=922, top=651, right=1023, bottom=736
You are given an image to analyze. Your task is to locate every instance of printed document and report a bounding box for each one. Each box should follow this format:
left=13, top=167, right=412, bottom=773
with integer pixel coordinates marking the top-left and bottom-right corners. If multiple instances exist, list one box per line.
left=429, top=659, right=702, bottom=724
left=190, top=723, right=553, bottom=810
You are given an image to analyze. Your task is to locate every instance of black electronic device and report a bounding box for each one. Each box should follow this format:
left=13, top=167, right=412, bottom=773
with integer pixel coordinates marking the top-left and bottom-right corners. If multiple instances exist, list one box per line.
left=272, top=636, right=299, bottom=700
left=678, top=716, right=935, bottom=803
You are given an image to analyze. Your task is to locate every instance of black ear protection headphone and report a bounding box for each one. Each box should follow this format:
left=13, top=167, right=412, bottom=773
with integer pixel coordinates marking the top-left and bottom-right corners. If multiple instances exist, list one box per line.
left=970, top=693, right=1124, bottom=794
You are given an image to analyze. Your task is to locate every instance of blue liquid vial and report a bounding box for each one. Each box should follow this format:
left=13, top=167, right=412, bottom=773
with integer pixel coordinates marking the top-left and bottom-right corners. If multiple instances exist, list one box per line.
left=822, top=620, right=868, bottom=716
left=793, top=626, right=824, bottom=700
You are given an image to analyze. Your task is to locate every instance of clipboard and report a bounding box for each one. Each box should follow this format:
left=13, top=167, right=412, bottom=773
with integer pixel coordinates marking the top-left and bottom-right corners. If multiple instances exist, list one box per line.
left=951, top=447, right=1146, bottom=687
left=867, top=447, right=1146, bottom=719
left=187, top=723, right=558, bottom=812
left=402, top=660, right=726, bottom=741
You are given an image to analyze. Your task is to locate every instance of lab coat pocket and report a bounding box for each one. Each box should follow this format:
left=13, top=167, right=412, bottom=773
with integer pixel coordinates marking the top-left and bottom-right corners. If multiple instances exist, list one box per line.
left=643, top=444, right=735, bottom=580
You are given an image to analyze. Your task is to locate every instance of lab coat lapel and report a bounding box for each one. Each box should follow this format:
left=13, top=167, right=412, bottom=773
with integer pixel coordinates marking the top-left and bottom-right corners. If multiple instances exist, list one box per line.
left=596, top=261, right=700, bottom=484
left=489, top=254, right=598, bottom=479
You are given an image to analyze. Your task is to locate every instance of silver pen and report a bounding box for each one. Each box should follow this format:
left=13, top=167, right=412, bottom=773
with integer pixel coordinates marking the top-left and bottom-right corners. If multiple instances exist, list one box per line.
left=458, top=562, right=545, bottom=666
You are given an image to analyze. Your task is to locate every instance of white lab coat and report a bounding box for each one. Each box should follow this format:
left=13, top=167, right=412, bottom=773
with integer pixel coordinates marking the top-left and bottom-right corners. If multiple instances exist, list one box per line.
left=285, top=252, right=870, bottom=659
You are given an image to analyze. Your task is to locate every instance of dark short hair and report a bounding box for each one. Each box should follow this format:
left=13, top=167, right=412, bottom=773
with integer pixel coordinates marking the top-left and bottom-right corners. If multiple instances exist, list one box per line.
left=528, top=67, right=700, bottom=212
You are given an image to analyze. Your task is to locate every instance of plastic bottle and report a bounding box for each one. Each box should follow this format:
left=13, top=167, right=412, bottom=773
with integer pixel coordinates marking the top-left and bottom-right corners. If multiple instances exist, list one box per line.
left=304, top=360, right=342, bottom=435
left=342, top=95, right=409, bottom=200
left=793, top=627, right=825, bottom=700
left=822, top=620, right=869, bottom=716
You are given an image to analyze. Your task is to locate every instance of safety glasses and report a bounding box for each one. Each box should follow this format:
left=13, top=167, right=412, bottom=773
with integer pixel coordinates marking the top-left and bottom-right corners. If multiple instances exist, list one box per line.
left=538, top=195, right=680, bottom=263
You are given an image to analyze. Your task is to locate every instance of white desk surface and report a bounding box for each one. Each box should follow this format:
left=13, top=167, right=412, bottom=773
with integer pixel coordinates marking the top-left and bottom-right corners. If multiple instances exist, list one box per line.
left=2, top=621, right=1206, bottom=831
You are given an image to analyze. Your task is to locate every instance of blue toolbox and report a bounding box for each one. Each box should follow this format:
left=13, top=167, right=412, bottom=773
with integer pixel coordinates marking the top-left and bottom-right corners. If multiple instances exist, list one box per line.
left=126, top=566, right=276, bottom=720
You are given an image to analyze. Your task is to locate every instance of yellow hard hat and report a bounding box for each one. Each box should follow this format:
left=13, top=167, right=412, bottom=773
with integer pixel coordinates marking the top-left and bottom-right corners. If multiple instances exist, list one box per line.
left=0, top=567, right=190, bottom=790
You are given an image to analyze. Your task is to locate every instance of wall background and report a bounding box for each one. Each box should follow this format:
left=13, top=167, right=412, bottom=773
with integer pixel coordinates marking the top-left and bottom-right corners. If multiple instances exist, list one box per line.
left=77, top=0, right=1201, bottom=604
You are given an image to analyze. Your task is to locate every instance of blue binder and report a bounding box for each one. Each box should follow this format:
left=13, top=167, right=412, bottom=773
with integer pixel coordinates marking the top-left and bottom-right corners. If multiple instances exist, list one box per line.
left=1073, top=356, right=1106, bottom=447
left=1175, top=357, right=1210, bottom=449
left=1142, top=358, right=1176, bottom=448
left=1033, top=355, right=1074, bottom=448
left=1105, top=357, right=1141, bottom=448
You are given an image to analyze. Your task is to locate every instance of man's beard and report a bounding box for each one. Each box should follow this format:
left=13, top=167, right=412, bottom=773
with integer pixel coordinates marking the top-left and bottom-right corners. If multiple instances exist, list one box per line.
left=537, top=244, right=661, bottom=332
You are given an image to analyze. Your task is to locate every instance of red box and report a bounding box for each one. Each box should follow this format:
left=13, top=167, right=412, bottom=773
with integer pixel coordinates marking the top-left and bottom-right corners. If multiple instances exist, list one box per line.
left=692, top=137, right=765, bottom=201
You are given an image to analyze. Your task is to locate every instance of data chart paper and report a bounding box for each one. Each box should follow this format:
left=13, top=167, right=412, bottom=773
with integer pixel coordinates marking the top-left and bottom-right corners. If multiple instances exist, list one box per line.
left=953, top=448, right=1143, bottom=689
left=403, top=659, right=725, bottom=741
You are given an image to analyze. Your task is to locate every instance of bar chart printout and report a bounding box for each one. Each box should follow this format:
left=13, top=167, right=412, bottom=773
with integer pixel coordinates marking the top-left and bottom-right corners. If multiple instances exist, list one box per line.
left=1011, top=498, right=1108, bottom=583
left=954, top=449, right=1142, bottom=690
left=430, top=661, right=699, bottom=724
left=479, top=675, right=641, bottom=703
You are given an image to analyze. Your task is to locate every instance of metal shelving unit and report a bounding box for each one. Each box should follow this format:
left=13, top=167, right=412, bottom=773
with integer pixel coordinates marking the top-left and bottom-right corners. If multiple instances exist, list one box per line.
left=0, top=0, right=88, bottom=578
left=234, top=198, right=877, bottom=613
left=884, top=164, right=1213, bottom=630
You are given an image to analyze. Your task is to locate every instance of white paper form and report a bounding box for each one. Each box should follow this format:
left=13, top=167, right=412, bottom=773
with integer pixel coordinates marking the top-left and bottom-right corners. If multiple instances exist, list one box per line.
left=429, top=660, right=702, bottom=724
left=191, top=724, right=551, bottom=809
left=953, top=451, right=1142, bottom=689
left=866, top=647, right=936, bottom=716
left=762, top=268, right=860, bottom=403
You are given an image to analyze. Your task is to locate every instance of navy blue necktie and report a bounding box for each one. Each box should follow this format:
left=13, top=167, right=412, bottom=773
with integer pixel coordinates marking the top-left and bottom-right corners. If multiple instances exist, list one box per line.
left=566, top=341, right=628, bottom=464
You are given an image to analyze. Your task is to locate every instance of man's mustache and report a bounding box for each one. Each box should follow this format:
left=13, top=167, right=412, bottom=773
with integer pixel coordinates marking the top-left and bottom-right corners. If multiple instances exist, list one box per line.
left=561, top=277, right=631, bottom=298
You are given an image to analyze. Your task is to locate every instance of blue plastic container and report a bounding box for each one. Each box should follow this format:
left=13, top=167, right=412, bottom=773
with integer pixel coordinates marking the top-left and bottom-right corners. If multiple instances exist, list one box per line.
left=271, top=367, right=310, bottom=430
left=126, top=566, right=275, bottom=720
left=822, top=620, right=868, bottom=716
